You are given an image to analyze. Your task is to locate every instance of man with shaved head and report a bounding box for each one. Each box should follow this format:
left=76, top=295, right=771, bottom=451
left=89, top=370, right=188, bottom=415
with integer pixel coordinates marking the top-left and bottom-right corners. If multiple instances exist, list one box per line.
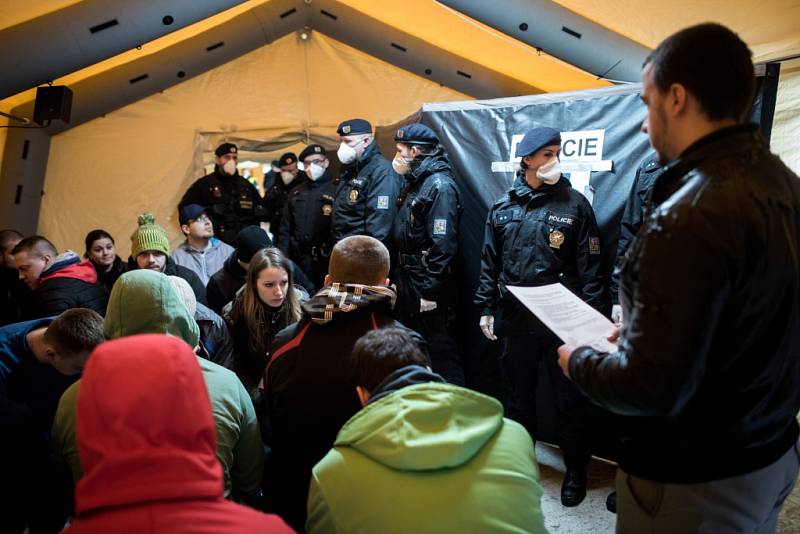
left=263, top=235, right=426, bottom=531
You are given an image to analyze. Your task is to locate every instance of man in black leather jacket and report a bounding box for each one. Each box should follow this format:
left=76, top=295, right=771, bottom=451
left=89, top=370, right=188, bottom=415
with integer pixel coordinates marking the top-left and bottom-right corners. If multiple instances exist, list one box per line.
left=558, top=23, right=800, bottom=533
left=391, top=123, right=464, bottom=385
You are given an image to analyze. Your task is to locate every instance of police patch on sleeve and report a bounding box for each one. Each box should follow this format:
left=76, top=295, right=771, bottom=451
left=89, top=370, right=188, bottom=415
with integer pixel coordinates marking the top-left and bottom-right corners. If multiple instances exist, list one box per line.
left=377, top=195, right=389, bottom=210
left=433, top=218, right=447, bottom=235
left=589, top=236, right=601, bottom=255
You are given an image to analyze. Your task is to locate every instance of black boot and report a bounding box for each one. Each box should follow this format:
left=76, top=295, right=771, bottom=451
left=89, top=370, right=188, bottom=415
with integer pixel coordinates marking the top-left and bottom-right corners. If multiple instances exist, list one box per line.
left=560, top=468, right=587, bottom=507
left=606, top=491, right=617, bottom=513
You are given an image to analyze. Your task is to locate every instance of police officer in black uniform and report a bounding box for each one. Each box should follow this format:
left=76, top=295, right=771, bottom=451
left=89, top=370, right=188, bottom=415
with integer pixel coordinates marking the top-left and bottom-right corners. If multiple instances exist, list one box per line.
left=277, top=144, right=336, bottom=289
left=265, top=152, right=304, bottom=241
left=391, top=123, right=464, bottom=385
left=332, top=118, right=402, bottom=251
left=475, top=127, right=606, bottom=507
left=179, top=143, right=266, bottom=245
left=610, top=156, right=664, bottom=324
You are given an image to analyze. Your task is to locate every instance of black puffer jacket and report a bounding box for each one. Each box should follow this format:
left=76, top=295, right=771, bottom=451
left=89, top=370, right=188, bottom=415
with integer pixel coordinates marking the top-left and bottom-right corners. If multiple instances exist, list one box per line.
left=392, top=147, right=461, bottom=313
left=91, top=256, right=127, bottom=294
left=475, top=174, right=606, bottom=333
left=332, top=141, right=402, bottom=249
left=25, top=252, right=108, bottom=319
left=569, top=124, right=800, bottom=483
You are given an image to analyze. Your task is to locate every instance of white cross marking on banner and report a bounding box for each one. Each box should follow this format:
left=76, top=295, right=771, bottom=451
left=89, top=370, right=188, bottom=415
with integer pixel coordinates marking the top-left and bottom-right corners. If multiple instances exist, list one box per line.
left=492, top=129, right=613, bottom=205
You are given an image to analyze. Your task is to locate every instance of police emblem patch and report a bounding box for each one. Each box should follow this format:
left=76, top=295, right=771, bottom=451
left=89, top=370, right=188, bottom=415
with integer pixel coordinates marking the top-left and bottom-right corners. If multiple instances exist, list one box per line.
left=549, top=230, right=565, bottom=249
left=314, top=146, right=321, bottom=153
left=322, top=204, right=333, bottom=216
left=433, top=219, right=447, bottom=235
left=349, top=189, right=359, bottom=203
left=343, top=125, right=351, bottom=134
left=589, top=236, right=600, bottom=255
left=377, top=195, right=389, bottom=210
left=397, top=129, right=404, bottom=139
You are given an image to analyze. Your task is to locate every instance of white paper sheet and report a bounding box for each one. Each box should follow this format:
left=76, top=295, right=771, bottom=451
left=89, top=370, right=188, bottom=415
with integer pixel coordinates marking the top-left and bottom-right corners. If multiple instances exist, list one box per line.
left=507, top=283, right=617, bottom=352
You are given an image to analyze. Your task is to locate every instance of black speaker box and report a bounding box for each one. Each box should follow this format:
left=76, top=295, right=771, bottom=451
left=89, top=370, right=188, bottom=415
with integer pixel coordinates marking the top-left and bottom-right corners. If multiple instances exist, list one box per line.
left=33, top=85, right=73, bottom=125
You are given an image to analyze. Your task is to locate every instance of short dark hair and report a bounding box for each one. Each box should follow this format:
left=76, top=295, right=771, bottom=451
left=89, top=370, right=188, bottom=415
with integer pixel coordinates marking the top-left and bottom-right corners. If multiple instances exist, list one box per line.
left=351, top=328, right=429, bottom=392
left=328, top=235, right=390, bottom=285
left=44, top=308, right=105, bottom=357
left=85, top=229, right=115, bottom=255
left=0, top=229, right=23, bottom=253
left=645, top=23, right=755, bottom=122
left=12, top=235, right=58, bottom=258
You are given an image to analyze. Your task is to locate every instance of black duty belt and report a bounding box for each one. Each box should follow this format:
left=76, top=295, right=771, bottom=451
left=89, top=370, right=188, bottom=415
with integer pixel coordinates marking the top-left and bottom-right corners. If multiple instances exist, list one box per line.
left=397, top=253, right=427, bottom=268
left=299, top=243, right=332, bottom=258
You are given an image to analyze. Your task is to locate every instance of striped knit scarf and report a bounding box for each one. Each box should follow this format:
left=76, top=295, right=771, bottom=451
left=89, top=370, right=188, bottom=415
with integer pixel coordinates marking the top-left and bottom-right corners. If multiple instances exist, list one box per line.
left=303, top=283, right=397, bottom=324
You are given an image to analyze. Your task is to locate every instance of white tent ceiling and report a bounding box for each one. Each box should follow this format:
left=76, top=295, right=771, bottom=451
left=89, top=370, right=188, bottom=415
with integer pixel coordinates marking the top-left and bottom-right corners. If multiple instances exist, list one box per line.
left=37, top=31, right=469, bottom=257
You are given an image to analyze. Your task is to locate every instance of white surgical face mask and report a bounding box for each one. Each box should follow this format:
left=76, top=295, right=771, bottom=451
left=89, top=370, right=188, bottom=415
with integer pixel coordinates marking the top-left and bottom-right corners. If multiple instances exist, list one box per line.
left=392, top=153, right=414, bottom=175
left=536, top=157, right=561, bottom=184
left=337, top=142, right=357, bottom=165
left=280, top=171, right=294, bottom=185
left=222, top=159, right=237, bottom=175
left=306, top=162, right=326, bottom=181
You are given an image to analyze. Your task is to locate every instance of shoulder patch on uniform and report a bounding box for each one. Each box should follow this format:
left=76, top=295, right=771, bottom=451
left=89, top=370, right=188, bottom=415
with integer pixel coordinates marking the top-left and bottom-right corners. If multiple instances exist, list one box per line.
left=433, top=218, right=447, bottom=235
left=377, top=195, right=389, bottom=209
left=589, top=236, right=601, bottom=255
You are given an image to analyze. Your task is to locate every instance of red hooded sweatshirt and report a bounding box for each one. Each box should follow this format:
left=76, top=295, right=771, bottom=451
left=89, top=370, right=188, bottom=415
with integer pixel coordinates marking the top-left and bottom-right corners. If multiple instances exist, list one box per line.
left=65, top=334, right=292, bottom=534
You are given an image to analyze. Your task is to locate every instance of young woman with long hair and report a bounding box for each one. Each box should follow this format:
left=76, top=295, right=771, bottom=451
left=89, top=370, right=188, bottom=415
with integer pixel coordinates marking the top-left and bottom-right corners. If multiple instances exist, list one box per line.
left=225, top=247, right=302, bottom=389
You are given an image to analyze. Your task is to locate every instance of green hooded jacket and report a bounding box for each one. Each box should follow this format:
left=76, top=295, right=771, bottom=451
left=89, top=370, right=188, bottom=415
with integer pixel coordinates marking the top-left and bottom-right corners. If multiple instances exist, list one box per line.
left=307, top=380, right=547, bottom=533
left=52, top=269, right=263, bottom=498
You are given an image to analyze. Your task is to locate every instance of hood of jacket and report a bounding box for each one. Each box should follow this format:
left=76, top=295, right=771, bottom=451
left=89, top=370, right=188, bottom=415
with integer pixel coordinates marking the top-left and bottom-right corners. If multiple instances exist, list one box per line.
left=104, top=269, right=200, bottom=347
left=406, top=146, right=451, bottom=185
left=302, top=283, right=396, bottom=324
left=40, top=251, right=97, bottom=285
left=334, top=365, right=504, bottom=471
left=75, top=334, right=222, bottom=515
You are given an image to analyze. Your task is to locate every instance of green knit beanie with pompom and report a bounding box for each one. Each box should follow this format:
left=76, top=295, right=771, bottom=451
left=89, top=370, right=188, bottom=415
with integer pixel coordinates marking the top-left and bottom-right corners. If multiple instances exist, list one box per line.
left=130, top=212, right=170, bottom=259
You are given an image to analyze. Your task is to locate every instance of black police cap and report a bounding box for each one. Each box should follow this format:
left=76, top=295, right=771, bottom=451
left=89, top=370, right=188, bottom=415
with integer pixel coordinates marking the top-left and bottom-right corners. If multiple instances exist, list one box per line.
left=515, top=127, right=562, bottom=158
left=394, top=123, right=439, bottom=145
left=278, top=152, right=298, bottom=167
left=337, top=118, right=372, bottom=136
left=215, top=142, right=238, bottom=157
left=299, top=144, right=327, bottom=161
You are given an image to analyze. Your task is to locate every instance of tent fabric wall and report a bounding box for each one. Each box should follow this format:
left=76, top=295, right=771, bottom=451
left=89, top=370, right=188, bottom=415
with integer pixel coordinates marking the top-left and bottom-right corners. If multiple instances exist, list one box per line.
left=37, top=31, right=468, bottom=258
left=772, top=61, right=800, bottom=176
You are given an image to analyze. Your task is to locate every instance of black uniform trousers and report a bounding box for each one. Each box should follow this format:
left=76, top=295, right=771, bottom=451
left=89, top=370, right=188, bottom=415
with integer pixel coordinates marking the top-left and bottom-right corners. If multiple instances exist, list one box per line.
left=502, top=329, right=590, bottom=470
left=396, top=306, right=465, bottom=387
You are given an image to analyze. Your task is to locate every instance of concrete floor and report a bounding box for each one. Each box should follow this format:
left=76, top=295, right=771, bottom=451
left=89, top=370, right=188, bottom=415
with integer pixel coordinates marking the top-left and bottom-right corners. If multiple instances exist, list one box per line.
left=537, top=443, right=616, bottom=533
left=536, top=443, right=800, bottom=533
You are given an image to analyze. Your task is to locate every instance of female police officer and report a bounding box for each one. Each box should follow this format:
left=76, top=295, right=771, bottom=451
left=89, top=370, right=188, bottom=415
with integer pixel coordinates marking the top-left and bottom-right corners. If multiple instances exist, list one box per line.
left=475, top=126, right=606, bottom=507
